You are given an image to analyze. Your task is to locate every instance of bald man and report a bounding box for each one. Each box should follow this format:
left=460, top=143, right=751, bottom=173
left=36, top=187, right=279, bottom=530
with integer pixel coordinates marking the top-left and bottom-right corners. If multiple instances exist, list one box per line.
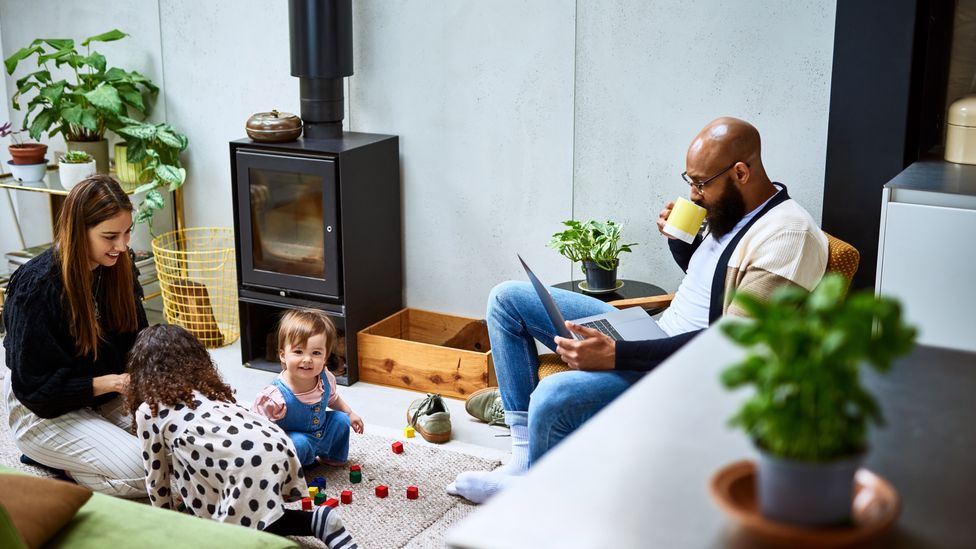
left=448, top=117, right=828, bottom=504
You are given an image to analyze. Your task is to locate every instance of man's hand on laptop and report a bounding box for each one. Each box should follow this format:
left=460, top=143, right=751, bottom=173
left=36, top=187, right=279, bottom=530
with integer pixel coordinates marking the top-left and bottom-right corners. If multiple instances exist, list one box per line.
left=554, top=322, right=615, bottom=371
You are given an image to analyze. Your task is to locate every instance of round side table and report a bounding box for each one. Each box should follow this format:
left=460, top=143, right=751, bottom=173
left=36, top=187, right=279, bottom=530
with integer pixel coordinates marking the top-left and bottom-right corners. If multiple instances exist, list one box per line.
left=553, top=279, right=669, bottom=315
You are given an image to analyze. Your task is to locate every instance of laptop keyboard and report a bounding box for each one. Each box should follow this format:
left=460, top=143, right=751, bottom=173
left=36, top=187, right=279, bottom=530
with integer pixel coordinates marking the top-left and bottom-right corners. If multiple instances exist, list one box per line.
left=580, top=318, right=623, bottom=341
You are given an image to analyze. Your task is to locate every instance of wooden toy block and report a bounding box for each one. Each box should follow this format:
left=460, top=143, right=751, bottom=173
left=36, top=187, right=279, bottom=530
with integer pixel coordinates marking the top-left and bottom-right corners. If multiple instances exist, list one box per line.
left=350, top=465, right=361, bottom=472
left=323, top=498, right=339, bottom=508
left=308, top=486, right=319, bottom=498
left=301, top=497, right=312, bottom=511
left=392, top=441, right=404, bottom=454
left=340, top=490, right=353, bottom=504
left=310, top=476, right=327, bottom=489
left=375, top=485, right=389, bottom=498
left=314, top=492, right=327, bottom=506
left=404, top=425, right=415, bottom=438
left=350, top=470, right=362, bottom=483
left=406, top=486, right=419, bottom=499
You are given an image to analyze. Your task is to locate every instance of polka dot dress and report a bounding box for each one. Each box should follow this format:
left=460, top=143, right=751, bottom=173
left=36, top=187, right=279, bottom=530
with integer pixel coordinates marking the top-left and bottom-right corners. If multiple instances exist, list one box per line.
left=137, top=392, right=307, bottom=529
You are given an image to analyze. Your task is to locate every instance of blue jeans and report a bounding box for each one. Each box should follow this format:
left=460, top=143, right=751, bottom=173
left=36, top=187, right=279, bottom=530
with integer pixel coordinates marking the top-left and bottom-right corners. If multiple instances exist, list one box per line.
left=486, top=281, right=646, bottom=464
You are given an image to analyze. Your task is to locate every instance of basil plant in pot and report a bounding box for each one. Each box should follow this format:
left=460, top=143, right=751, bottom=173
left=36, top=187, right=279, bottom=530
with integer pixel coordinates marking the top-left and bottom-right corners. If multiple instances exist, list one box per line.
left=4, top=29, right=158, bottom=173
left=720, top=274, right=916, bottom=526
left=547, top=219, right=637, bottom=291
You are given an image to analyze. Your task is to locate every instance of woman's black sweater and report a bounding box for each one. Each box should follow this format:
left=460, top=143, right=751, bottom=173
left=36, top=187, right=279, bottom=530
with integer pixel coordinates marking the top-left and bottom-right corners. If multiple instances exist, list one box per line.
left=2, top=249, right=147, bottom=418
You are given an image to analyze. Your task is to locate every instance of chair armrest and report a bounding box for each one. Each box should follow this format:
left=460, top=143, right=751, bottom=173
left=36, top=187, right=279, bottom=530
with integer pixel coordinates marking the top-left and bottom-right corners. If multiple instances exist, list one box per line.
left=608, top=294, right=675, bottom=310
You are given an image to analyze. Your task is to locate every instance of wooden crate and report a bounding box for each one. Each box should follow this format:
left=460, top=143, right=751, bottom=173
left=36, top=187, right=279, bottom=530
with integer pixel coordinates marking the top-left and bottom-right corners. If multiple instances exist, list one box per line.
left=357, top=308, right=496, bottom=399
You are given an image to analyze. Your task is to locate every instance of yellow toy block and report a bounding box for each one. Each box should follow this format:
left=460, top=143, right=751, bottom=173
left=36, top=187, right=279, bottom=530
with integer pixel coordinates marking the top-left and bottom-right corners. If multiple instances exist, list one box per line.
left=308, top=486, right=319, bottom=498
left=404, top=425, right=415, bottom=438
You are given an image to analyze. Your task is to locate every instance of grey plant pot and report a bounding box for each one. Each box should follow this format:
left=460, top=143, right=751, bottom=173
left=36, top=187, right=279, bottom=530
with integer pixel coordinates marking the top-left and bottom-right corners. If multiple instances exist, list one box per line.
left=757, top=448, right=863, bottom=526
left=583, top=260, right=618, bottom=290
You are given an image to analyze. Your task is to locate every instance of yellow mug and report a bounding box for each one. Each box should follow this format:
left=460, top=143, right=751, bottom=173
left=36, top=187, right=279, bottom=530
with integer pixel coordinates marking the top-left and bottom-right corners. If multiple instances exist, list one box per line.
left=662, top=197, right=707, bottom=243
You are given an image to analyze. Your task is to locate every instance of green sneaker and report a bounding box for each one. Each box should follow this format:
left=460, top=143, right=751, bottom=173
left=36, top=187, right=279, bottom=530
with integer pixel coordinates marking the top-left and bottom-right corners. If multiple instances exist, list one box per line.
left=465, top=387, right=507, bottom=426
left=407, top=393, right=452, bottom=443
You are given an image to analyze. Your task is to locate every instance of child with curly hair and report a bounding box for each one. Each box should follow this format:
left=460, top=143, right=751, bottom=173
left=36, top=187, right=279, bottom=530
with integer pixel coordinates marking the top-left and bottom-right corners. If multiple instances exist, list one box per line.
left=251, top=309, right=364, bottom=468
left=126, top=324, right=358, bottom=548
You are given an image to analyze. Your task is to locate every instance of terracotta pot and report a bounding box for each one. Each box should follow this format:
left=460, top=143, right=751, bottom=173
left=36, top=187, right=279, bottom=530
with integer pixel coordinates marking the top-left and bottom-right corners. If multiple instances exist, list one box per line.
left=8, top=143, right=48, bottom=165
left=246, top=109, right=302, bottom=142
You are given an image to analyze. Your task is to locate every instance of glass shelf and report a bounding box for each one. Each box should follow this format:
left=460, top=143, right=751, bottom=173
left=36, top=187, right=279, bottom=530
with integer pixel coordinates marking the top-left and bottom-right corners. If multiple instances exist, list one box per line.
left=0, top=166, right=141, bottom=196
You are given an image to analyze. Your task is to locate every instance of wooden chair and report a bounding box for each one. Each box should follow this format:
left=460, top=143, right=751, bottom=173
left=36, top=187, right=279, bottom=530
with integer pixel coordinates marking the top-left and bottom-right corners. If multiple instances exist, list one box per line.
left=537, top=232, right=860, bottom=379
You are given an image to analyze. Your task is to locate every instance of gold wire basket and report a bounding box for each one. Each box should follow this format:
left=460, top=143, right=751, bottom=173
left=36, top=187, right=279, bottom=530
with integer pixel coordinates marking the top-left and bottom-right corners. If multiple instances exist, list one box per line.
left=151, top=227, right=239, bottom=348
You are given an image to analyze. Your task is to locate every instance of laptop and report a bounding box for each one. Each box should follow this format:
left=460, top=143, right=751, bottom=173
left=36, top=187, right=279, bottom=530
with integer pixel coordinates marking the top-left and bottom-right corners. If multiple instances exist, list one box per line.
left=518, top=254, right=667, bottom=342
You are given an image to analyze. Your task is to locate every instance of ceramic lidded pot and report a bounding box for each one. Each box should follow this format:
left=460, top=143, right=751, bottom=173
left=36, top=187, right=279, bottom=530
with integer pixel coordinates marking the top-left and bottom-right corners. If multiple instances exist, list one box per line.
left=245, top=109, right=302, bottom=143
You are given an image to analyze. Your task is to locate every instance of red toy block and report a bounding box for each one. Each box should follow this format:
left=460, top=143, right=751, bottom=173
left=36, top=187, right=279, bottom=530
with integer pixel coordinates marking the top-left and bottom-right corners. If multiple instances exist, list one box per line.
left=340, top=490, right=353, bottom=504
left=375, top=485, right=389, bottom=498
left=406, top=486, right=419, bottom=500
left=322, top=498, right=339, bottom=508
left=391, top=441, right=404, bottom=454
left=350, top=464, right=361, bottom=472
left=301, top=497, right=312, bottom=511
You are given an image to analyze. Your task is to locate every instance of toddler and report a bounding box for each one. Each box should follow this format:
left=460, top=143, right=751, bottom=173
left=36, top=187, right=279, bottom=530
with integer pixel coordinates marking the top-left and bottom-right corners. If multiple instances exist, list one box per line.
left=252, top=309, right=364, bottom=468
left=126, top=324, right=358, bottom=548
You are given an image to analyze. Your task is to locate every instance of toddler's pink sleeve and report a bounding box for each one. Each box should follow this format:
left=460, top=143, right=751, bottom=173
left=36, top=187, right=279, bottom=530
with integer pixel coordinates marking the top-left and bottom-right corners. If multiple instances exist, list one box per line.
left=251, top=385, right=287, bottom=420
left=325, top=370, right=340, bottom=408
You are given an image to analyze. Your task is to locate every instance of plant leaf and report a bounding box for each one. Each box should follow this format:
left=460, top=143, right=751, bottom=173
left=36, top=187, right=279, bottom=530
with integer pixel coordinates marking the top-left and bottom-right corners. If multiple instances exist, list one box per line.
left=28, top=108, right=57, bottom=140
left=84, top=84, right=123, bottom=114
left=156, top=164, right=186, bottom=187
left=84, top=52, right=107, bottom=73
left=4, top=45, right=44, bottom=75
left=80, top=108, right=99, bottom=132
left=117, top=85, right=145, bottom=112
left=82, top=29, right=128, bottom=46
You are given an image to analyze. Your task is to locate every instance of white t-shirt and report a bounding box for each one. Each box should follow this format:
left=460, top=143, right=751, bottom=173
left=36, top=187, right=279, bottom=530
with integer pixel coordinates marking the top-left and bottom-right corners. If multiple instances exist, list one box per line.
left=657, top=190, right=779, bottom=336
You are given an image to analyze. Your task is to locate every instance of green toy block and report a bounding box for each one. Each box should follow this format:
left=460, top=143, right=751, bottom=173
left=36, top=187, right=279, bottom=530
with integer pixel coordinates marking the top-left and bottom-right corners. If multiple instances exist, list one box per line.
left=350, top=470, right=362, bottom=483
left=314, top=491, right=327, bottom=506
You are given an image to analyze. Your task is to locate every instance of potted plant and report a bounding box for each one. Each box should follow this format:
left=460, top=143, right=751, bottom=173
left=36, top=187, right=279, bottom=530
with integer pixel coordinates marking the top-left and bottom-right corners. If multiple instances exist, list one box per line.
left=58, top=150, right=96, bottom=191
left=4, top=29, right=158, bottom=173
left=547, top=219, right=637, bottom=291
left=3, top=121, right=48, bottom=166
left=719, top=273, right=916, bottom=526
left=115, top=116, right=188, bottom=226
left=3, top=122, right=48, bottom=182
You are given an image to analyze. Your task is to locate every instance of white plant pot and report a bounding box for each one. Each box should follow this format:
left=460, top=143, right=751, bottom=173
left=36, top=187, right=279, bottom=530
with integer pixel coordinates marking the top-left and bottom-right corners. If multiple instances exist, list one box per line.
left=6, top=160, right=48, bottom=182
left=59, top=160, right=97, bottom=191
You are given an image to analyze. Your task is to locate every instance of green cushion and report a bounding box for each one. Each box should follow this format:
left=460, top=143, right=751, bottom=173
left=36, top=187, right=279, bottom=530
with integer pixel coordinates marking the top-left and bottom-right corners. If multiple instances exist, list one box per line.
left=0, top=505, right=28, bottom=549
left=0, top=466, right=297, bottom=549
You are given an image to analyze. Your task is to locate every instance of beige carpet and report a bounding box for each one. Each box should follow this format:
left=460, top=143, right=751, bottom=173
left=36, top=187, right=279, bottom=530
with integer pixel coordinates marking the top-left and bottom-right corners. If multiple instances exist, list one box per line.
left=0, top=366, right=499, bottom=548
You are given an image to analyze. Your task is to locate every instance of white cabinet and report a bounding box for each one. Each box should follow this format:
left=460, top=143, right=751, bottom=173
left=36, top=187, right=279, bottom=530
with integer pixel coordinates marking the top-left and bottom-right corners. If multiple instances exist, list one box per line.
left=877, top=161, right=976, bottom=352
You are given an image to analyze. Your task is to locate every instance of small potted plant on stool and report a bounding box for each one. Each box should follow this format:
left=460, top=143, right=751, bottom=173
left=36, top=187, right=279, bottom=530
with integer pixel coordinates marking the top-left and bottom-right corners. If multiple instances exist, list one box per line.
left=548, top=219, right=637, bottom=292
left=720, top=273, right=916, bottom=526
left=58, top=150, right=96, bottom=190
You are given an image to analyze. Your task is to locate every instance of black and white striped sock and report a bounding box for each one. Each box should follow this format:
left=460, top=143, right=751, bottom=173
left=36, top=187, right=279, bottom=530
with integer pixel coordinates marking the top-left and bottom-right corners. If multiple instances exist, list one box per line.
left=311, top=506, right=358, bottom=549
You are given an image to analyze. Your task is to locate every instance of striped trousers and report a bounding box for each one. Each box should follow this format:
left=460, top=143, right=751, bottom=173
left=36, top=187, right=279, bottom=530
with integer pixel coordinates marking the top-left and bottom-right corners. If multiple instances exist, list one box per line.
left=2, top=373, right=146, bottom=498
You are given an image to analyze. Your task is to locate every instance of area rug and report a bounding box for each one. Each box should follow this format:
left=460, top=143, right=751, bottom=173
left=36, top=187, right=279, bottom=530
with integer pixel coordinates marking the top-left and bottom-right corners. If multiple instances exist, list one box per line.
left=0, top=365, right=499, bottom=548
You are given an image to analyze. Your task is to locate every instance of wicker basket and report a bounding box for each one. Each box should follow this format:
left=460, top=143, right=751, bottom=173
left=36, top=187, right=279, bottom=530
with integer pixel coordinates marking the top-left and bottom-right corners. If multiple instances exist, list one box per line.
left=151, top=227, right=239, bottom=348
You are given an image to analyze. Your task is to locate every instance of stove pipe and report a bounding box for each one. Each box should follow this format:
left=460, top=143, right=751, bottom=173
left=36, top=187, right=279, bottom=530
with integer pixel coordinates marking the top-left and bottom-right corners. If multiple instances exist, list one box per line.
left=289, top=0, right=353, bottom=139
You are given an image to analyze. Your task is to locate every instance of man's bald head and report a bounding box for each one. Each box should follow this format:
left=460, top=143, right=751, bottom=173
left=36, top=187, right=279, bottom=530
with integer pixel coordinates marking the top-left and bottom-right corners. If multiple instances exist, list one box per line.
left=686, top=117, right=761, bottom=169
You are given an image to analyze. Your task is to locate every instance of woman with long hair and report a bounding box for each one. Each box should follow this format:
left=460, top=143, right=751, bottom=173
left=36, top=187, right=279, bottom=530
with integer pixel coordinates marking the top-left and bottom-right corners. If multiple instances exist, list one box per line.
left=1, top=174, right=148, bottom=497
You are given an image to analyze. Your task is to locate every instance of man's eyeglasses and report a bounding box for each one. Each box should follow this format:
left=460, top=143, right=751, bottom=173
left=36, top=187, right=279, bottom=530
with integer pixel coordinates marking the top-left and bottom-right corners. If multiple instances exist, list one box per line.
left=681, top=162, right=747, bottom=194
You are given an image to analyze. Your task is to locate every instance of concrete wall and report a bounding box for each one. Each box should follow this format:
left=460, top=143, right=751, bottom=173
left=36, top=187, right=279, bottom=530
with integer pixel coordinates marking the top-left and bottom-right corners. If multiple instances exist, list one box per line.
left=1, top=1, right=837, bottom=317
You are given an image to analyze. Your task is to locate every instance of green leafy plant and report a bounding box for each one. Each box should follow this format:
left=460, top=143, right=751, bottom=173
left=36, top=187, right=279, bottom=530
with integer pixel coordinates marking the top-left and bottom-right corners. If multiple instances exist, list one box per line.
left=115, top=116, right=188, bottom=225
left=720, top=274, right=917, bottom=462
left=4, top=29, right=158, bottom=142
left=547, top=219, right=637, bottom=273
left=59, top=150, right=92, bottom=164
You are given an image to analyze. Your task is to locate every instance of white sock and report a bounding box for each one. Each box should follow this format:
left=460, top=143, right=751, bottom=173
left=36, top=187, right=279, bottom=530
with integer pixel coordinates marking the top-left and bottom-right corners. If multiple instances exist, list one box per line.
left=447, top=470, right=514, bottom=504
left=495, top=424, right=529, bottom=475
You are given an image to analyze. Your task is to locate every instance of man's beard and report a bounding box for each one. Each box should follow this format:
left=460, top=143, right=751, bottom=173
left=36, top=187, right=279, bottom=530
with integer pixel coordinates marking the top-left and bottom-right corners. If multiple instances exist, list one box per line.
left=703, top=181, right=746, bottom=238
